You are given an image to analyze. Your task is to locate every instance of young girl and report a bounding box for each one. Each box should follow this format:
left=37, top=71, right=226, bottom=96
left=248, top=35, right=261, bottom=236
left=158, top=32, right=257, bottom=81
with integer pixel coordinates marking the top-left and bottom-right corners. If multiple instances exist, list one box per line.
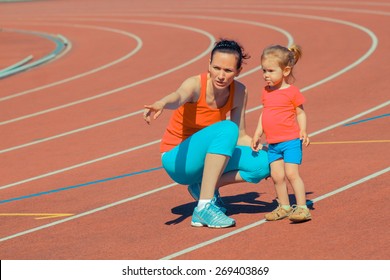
left=251, top=44, right=311, bottom=222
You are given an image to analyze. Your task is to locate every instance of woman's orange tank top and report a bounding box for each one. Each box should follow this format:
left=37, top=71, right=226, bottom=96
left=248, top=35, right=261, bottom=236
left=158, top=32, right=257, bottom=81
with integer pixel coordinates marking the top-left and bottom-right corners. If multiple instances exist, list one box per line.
left=160, top=73, right=235, bottom=152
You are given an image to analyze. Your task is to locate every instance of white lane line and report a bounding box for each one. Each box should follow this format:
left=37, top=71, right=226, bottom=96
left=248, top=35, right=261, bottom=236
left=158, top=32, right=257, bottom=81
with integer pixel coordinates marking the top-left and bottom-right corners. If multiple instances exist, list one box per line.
left=0, top=20, right=215, bottom=124
left=0, top=13, right=293, bottom=123
left=0, top=182, right=178, bottom=242
left=0, top=11, right=383, bottom=187
left=0, top=9, right=377, bottom=152
left=0, top=110, right=143, bottom=154
left=0, top=11, right=383, bottom=189
left=271, top=1, right=390, bottom=8
left=308, top=101, right=390, bottom=137
left=158, top=9, right=386, bottom=260
left=0, top=23, right=142, bottom=102
left=160, top=167, right=390, bottom=260
left=0, top=98, right=388, bottom=193
left=0, top=139, right=160, bottom=190
left=0, top=7, right=387, bottom=253
left=0, top=17, right=292, bottom=186
left=0, top=55, right=33, bottom=73
left=0, top=29, right=70, bottom=79
left=0, top=16, right=293, bottom=153
left=0, top=166, right=388, bottom=247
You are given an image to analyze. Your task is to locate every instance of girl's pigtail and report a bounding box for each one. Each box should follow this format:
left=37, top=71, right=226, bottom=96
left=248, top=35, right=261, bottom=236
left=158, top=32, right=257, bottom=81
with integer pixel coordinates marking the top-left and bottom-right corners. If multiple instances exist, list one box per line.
left=288, top=44, right=302, bottom=66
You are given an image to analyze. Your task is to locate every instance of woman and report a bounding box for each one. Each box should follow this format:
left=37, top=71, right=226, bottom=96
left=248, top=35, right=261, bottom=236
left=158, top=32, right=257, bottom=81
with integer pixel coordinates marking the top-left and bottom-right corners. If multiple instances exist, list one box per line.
left=144, top=39, right=270, bottom=228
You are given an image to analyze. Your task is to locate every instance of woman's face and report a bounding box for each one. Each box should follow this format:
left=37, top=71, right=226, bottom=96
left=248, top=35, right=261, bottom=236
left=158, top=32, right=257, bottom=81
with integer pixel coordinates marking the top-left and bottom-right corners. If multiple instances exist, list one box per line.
left=209, top=52, right=241, bottom=90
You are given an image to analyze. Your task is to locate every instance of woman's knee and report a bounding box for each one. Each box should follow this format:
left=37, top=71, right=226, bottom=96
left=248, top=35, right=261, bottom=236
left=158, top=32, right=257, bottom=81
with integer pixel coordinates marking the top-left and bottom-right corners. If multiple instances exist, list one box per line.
left=215, top=120, right=239, bottom=140
left=207, top=121, right=239, bottom=155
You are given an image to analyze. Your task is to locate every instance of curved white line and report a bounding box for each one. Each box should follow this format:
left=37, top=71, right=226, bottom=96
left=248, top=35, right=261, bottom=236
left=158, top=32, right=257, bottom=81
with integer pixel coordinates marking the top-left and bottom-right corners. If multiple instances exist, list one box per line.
left=0, top=20, right=215, bottom=125
left=280, top=1, right=390, bottom=7
left=0, top=16, right=293, bottom=153
left=0, top=12, right=377, bottom=154
left=0, top=55, right=33, bottom=73
left=2, top=100, right=389, bottom=190
left=159, top=8, right=386, bottom=260
left=0, top=5, right=388, bottom=253
left=246, top=10, right=379, bottom=92
left=264, top=5, right=390, bottom=16
left=0, top=23, right=143, bottom=102
left=0, top=10, right=381, bottom=190
left=0, top=16, right=293, bottom=182
left=0, top=110, right=143, bottom=154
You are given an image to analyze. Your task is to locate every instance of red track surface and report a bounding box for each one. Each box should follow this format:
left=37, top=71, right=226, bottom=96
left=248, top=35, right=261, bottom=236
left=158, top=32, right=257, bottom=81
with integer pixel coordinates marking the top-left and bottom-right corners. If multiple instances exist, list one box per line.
left=0, top=0, right=389, bottom=260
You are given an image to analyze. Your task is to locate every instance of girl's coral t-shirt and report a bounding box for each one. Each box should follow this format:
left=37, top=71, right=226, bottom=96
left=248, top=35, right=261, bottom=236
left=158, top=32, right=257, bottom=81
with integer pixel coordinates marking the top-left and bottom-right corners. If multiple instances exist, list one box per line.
left=261, top=85, right=305, bottom=144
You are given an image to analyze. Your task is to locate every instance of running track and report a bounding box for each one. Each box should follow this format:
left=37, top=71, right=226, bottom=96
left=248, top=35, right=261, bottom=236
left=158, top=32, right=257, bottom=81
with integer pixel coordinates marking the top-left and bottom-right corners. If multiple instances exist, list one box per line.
left=0, top=0, right=389, bottom=260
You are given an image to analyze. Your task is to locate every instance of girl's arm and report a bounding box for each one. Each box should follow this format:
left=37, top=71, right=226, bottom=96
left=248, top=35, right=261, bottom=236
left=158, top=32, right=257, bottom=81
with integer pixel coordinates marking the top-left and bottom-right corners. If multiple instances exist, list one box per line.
left=143, top=76, right=199, bottom=124
left=251, top=113, right=264, bottom=151
left=296, top=105, right=310, bottom=146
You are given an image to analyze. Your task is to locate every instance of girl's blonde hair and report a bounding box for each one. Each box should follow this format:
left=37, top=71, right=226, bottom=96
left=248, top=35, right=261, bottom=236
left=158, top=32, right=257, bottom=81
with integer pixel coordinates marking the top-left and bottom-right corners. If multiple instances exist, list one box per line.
left=261, top=44, right=302, bottom=83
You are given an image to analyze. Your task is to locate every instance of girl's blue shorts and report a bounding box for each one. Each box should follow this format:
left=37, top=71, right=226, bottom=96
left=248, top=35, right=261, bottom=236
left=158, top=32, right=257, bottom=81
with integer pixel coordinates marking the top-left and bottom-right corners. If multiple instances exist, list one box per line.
left=268, top=138, right=302, bottom=164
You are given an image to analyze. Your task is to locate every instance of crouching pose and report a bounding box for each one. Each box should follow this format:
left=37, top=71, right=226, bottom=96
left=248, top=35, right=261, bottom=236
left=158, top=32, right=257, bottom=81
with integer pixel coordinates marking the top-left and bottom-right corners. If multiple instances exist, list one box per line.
left=144, top=39, right=270, bottom=228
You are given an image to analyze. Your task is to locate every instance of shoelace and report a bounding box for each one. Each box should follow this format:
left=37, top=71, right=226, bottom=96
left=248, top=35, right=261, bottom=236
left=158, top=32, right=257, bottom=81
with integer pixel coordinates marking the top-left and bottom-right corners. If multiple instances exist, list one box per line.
left=205, top=202, right=230, bottom=222
left=290, top=205, right=306, bottom=215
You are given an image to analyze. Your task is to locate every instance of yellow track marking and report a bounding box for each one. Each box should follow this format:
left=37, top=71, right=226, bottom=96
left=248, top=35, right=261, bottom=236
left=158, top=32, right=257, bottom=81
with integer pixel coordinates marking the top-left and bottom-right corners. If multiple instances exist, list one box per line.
left=0, top=213, right=74, bottom=220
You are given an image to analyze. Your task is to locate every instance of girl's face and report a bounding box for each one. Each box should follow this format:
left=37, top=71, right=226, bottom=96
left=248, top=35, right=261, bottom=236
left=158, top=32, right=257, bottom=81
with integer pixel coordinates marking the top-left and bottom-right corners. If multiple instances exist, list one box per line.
left=209, top=51, right=241, bottom=90
left=261, top=56, right=291, bottom=89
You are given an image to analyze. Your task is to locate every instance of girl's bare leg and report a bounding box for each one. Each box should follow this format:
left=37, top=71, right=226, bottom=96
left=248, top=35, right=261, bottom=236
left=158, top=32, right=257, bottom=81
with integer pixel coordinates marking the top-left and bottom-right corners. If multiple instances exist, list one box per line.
left=285, top=163, right=306, bottom=205
left=271, top=159, right=290, bottom=206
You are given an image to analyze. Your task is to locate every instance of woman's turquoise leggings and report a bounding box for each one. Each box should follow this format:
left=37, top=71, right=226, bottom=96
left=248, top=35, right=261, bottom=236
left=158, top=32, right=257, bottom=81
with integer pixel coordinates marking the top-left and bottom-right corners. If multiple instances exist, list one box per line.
left=161, top=120, right=270, bottom=185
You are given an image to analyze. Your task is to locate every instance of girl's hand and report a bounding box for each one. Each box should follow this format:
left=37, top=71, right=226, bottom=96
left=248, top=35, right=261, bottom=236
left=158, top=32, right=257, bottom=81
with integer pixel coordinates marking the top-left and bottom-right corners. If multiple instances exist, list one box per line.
left=251, top=136, right=261, bottom=151
left=300, top=131, right=310, bottom=146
